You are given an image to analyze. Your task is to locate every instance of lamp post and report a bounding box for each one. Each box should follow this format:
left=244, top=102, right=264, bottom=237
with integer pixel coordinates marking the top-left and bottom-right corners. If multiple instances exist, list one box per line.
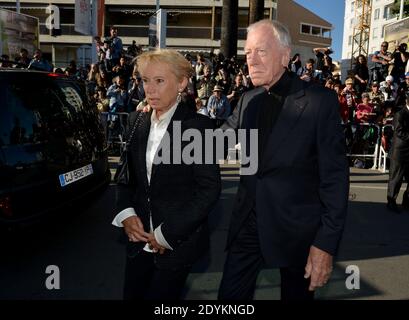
left=16, top=0, right=20, bottom=13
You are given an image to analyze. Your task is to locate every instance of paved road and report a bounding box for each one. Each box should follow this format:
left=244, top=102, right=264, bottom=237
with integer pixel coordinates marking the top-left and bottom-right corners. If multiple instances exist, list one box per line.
left=1, top=159, right=408, bottom=300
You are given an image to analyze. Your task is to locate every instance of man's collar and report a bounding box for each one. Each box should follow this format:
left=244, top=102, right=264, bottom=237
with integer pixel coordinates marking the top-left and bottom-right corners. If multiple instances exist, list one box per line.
left=267, top=71, right=292, bottom=97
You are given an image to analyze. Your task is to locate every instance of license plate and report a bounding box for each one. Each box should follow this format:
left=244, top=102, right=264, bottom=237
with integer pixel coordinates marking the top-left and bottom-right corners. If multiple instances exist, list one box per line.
left=59, top=164, right=93, bottom=187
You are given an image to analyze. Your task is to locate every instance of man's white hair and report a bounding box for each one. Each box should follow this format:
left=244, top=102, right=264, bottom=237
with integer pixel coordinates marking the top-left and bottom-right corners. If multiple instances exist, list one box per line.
left=247, top=19, right=292, bottom=49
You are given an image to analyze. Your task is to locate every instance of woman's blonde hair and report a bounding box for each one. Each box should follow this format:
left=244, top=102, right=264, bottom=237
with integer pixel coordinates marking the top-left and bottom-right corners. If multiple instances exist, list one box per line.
left=136, top=49, right=193, bottom=81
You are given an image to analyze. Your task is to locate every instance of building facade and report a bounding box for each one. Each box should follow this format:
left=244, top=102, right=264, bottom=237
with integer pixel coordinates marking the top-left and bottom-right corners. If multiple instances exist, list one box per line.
left=1, top=0, right=332, bottom=68
left=341, top=0, right=398, bottom=79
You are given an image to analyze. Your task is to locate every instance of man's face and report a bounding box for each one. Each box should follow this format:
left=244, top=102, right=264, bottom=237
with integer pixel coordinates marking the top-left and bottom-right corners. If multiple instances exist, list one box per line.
left=117, top=78, right=125, bottom=87
left=34, top=50, right=41, bottom=59
left=110, top=29, right=117, bottom=37
left=244, top=25, right=289, bottom=89
left=405, top=77, right=409, bottom=85
left=372, top=86, right=379, bottom=93
left=381, top=42, right=388, bottom=51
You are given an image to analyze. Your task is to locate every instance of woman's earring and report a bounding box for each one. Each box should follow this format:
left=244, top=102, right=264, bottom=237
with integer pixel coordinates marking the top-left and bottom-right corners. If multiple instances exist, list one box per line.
left=177, top=91, right=182, bottom=104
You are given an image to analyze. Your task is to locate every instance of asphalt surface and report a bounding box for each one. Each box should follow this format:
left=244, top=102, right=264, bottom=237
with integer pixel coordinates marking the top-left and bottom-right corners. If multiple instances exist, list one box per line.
left=1, top=158, right=408, bottom=300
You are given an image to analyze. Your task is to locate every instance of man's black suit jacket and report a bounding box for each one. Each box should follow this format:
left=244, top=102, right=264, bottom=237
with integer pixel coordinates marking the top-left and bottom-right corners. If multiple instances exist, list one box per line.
left=391, top=106, right=409, bottom=163
left=222, top=74, right=349, bottom=267
left=116, top=103, right=221, bottom=269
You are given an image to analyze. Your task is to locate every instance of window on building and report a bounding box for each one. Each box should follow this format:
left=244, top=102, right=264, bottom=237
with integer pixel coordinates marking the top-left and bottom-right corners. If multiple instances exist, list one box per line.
left=372, top=27, right=378, bottom=39
left=351, top=1, right=355, bottom=12
left=374, top=8, right=380, bottom=20
left=383, top=5, right=396, bottom=20
left=322, top=28, right=331, bottom=38
left=300, top=24, right=331, bottom=38
left=348, top=35, right=352, bottom=46
left=311, top=26, right=321, bottom=36
left=301, top=24, right=311, bottom=34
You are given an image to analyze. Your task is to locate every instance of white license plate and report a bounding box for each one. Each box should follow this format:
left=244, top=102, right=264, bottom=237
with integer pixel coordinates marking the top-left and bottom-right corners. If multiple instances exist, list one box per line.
left=59, top=164, right=93, bottom=187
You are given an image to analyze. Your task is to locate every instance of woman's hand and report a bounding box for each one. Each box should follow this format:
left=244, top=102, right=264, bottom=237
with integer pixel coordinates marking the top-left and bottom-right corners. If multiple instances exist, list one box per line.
left=123, top=216, right=150, bottom=243
left=147, top=233, right=166, bottom=254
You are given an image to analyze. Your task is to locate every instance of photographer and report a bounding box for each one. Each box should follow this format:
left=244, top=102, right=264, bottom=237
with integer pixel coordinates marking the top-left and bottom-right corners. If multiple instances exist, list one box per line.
left=108, top=26, right=123, bottom=67
left=298, top=59, right=317, bottom=83
left=391, top=43, right=408, bottom=84
left=227, top=73, right=248, bottom=114
left=107, top=75, right=128, bottom=113
left=313, top=47, right=333, bottom=82
left=371, top=42, right=392, bottom=82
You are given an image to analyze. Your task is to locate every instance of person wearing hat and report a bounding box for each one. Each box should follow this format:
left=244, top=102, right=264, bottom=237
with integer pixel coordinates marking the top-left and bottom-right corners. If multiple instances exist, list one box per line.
left=341, top=78, right=357, bottom=122
left=380, top=75, right=397, bottom=108
left=387, top=90, right=409, bottom=213
left=355, top=92, right=375, bottom=123
left=369, top=82, right=385, bottom=115
left=207, top=84, right=231, bottom=127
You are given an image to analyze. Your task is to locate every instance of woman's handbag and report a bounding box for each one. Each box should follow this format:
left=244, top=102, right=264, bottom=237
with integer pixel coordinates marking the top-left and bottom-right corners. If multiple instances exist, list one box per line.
left=113, top=111, right=144, bottom=185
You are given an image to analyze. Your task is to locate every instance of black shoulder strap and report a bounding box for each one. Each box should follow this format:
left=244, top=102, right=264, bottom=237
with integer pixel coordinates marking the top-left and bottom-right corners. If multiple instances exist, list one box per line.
left=126, top=111, right=144, bottom=146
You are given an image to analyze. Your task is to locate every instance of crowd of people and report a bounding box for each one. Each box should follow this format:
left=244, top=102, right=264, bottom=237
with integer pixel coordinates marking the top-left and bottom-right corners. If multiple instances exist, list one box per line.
left=1, top=26, right=408, bottom=167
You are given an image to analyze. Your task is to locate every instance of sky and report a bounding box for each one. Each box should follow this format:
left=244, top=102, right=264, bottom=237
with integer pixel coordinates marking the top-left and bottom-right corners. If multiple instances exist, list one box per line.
left=295, top=0, right=346, bottom=61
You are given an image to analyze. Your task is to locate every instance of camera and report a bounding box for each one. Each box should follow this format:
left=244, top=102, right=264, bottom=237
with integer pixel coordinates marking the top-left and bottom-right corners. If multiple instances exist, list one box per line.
left=398, top=43, right=407, bottom=53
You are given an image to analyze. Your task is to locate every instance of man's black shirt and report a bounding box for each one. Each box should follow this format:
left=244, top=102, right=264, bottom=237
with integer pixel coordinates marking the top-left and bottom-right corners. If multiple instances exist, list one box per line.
left=257, top=71, right=292, bottom=162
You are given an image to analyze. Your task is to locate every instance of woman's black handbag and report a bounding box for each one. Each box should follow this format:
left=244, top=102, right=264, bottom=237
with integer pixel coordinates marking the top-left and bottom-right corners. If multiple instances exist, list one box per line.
left=113, top=111, right=144, bottom=185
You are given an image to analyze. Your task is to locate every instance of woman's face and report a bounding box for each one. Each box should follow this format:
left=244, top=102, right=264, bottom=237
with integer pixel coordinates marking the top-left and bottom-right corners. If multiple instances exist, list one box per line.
left=141, top=62, right=186, bottom=113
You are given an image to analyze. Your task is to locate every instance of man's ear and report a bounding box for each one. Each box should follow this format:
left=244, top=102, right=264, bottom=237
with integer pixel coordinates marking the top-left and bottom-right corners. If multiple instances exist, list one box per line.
left=281, top=47, right=291, bottom=68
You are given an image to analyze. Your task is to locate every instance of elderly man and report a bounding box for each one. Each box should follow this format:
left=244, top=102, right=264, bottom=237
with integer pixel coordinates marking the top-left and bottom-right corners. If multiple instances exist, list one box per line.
left=218, top=19, right=349, bottom=301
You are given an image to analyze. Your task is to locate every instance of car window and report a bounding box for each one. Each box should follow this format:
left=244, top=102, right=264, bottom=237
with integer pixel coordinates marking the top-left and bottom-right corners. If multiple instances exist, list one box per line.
left=0, top=79, right=64, bottom=147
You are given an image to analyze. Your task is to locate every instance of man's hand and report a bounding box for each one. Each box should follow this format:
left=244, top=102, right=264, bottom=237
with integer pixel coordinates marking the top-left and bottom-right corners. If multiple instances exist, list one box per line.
left=123, top=216, right=150, bottom=243
left=146, top=233, right=166, bottom=255
left=304, top=245, right=333, bottom=291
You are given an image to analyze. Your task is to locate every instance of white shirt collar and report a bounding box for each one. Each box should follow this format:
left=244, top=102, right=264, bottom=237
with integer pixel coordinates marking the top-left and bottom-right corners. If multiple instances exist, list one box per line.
left=151, top=101, right=179, bottom=124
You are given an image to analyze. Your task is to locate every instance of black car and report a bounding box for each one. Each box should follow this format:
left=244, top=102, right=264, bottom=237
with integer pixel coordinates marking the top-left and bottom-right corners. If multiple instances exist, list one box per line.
left=0, top=69, right=111, bottom=225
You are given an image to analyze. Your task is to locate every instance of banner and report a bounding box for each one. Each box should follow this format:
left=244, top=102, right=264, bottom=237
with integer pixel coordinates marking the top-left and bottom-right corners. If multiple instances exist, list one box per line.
left=75, top=0, right=91, bottom=35
left=148, top=9, right=167, bottom=50
left=0, top=9, right=39, bottom=58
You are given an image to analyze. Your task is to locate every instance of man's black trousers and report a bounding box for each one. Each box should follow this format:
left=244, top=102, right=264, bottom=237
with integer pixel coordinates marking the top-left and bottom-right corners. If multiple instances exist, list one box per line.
left=218, top=210, right=314, bottom=301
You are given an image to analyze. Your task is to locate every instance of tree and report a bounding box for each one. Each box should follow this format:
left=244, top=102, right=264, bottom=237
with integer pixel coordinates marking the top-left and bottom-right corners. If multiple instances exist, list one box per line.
left=249, top=0, right=265, bottom=25
left=221, top=0, right=238, bottom=59
left=391, top=0, right=409, bottom=18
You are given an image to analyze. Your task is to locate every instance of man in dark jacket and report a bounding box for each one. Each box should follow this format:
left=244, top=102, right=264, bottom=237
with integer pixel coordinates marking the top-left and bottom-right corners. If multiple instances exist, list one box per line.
left=387, top=91, right=409, bottom=212
left=218, top=19, right=349, bottom=301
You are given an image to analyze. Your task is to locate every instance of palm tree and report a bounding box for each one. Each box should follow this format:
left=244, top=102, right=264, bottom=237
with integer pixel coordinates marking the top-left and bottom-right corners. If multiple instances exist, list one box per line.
left=221, top=0, right=238, bottom=59
left=249, top=0, right=265, bottom=25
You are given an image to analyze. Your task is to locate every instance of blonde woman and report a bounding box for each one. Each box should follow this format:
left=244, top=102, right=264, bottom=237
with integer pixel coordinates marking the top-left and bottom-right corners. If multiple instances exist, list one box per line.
left=112, top=49, right=221, bottom=300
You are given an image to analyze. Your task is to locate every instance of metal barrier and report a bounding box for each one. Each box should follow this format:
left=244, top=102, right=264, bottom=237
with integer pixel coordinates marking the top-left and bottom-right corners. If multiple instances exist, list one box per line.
left=378, top=124, right=394, bottom=173
left=344, top=122, right=381, bottom=170
left=100, top=112, right=129, bottom=155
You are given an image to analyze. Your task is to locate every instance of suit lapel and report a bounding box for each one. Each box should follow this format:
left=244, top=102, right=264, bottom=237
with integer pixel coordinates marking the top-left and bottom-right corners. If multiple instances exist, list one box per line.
left=135, top=110, right=152, bottom=192
left=260, top=78, right=308, bottom=170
